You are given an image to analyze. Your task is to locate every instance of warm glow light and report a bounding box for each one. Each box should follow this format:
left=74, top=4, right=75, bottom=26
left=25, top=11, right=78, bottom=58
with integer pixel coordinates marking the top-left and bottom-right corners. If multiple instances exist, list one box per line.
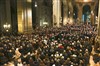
left=63, top=18, right=67, bottom=25
left=3, top=25, right=6, bottom=28
left=43, top=22, right=48, bottom=25
left=3, top=23, right=11, bottom=29
left=28, top=9, right=32, bottom=17
left=84, top=0, right=92, bottom=2
left=6, top=30, right=9, bottom=32
left=7, top=24, right=11, bottom=28
left=69, top=12, right=70, bottom=14
left=76, top=0, right=92, bottom=2
left=69, top=18, right=73, bottom=24
left=35, top=2, right=37, bottom=7
left=84, top=0, right=88, bottom=2
left=22, top=11, right=24, bottom=21
left=27, top=0, right=31, bottom=3
left=3, top=23, right=11, bottom=32
left=27, top=8, right=33, bottom=32
left=52, top=64, right=56, bottom=66
left=96, top=16, right=98, bottom=19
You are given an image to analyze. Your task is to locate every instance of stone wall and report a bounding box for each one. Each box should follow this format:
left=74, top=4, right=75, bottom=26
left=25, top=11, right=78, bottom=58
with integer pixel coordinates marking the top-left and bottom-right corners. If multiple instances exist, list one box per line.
left=33, top=0, right=52, bottom=27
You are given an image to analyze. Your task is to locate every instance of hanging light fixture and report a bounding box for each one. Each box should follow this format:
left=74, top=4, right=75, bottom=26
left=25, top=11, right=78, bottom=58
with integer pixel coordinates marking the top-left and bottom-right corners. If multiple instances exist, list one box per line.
left=35, top=1, right=37, bottom=7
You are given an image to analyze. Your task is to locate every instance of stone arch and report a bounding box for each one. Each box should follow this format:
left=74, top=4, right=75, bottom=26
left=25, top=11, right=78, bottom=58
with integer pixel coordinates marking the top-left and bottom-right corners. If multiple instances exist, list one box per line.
left=83, top=5, right=91, bottom=14
left=82, top=5, right=91, bottom=23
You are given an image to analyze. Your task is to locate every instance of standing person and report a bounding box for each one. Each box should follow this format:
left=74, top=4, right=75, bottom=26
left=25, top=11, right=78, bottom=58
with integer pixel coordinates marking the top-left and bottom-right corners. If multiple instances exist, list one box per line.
left=14, top=48, right=21, bottom=66
left=89, top=55, right=95, bottom=66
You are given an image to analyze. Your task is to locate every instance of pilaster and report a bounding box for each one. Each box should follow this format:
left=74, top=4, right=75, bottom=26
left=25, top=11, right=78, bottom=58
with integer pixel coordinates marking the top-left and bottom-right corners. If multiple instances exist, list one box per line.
left=97, top=0, right=100, bottom=36
left=63, top=0, right=68, bottom=25
left=90, top=3, right=95, bottom=25
left=77, top=3, right=83, bottom=24
left=53, top=0, right=61, bottom=27
left=17, top=0, right=24, bottom=33
left=17, top=0, right=33, bottom=33
left=95, top=0, right=100, bottom=53
left=68, top=1, right=73, bottom=24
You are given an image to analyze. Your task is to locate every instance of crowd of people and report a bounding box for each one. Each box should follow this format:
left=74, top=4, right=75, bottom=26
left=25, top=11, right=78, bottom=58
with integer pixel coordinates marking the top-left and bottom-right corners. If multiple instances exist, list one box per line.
left=0, top=23, right=100, bottom=66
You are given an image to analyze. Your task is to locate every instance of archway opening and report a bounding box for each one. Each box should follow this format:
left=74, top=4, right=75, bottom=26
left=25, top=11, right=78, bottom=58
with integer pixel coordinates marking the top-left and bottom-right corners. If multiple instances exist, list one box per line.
left=73, top=5, right=78, bottom=22
left=82, top=5, right=91, bottom=23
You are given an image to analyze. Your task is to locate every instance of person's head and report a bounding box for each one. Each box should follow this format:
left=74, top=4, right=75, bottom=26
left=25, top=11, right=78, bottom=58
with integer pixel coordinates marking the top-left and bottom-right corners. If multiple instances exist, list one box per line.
left=16, top=48, right=19, bottom=51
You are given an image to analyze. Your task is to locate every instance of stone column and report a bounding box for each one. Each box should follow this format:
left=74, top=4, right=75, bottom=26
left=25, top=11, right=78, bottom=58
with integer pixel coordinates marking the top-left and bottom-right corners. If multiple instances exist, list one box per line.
left=63, top=0, right=68, bottom=25
left=53, top=0, right=61, bottom=27
left=68, top=1, right=73, bottom=24
left=91, top=6, right=95, bottom=25
left=77, top=3, right=82, bottom=24
left=25, top=0, right=33, bottom=33
left=17, top=0, right=24, bottom=33
left=91, top=10, right=95, bottom=25
left=95, top=0, right=100, bottom=53
left=17, top=0, right=33, bottom=33
left=98, top=0, right=100, bottom=36
left=10, top=0, right=18, bottom=34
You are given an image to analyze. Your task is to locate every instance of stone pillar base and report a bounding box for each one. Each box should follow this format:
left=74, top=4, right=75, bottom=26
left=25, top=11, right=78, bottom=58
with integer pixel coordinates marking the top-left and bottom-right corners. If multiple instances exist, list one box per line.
left=94, top=36, right=100, bottom=53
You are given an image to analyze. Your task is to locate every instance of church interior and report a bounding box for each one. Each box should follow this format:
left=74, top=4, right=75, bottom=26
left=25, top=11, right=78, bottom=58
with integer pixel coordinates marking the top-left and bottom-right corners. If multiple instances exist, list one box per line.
left=0, top=0, right=100, bottom=66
